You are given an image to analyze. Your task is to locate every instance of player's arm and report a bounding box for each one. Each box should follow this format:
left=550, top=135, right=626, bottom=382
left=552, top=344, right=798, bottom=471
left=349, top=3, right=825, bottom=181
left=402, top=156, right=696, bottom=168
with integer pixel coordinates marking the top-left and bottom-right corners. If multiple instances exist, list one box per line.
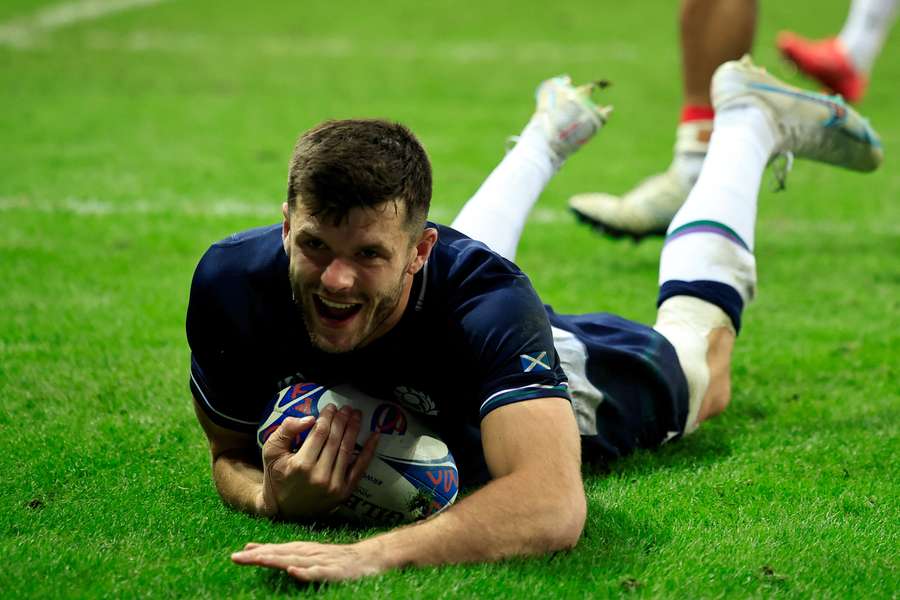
left=193, top=398, right=271, bottom=515
left=371, top=396, right=586, bottom=562
left=193, top=397, right=378, bottom=519
left=231, top=395, right=586, bottom=581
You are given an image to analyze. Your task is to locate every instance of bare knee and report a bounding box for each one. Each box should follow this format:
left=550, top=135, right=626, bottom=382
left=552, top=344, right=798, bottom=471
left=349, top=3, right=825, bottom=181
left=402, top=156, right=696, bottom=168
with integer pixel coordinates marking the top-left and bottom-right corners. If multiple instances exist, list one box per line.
left=698, top=327, right=735, bottom=422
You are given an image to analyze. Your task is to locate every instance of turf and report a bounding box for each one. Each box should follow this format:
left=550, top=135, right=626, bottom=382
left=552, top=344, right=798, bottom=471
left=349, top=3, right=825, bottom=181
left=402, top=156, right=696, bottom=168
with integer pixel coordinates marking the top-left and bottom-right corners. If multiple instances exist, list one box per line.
left=1, top=0, right=897, bottom=597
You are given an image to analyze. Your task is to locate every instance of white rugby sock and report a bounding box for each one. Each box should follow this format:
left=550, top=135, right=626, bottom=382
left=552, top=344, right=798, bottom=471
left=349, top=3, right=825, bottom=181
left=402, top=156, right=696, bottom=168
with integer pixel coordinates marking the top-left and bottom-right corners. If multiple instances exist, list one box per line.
left=659, top=105, right=779, bottom=305
left=450, top=120, right=556, bottom=262
left=838, top=0, right=899, bottom=73
left=670, top=120, right=712, bottom=189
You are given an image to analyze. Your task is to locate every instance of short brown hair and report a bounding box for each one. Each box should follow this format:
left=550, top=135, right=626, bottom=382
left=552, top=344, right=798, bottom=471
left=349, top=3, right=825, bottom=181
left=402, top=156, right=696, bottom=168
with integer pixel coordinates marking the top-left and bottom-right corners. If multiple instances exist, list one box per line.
left=287, top=119, right=432, bottom=231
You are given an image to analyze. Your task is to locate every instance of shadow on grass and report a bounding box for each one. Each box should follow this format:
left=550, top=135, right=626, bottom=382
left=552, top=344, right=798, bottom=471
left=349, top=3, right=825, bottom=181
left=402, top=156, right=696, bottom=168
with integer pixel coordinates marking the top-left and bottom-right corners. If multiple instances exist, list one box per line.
left=261, top=568, right=327, bottom=594
left=584, top=425, right=734, bottom=480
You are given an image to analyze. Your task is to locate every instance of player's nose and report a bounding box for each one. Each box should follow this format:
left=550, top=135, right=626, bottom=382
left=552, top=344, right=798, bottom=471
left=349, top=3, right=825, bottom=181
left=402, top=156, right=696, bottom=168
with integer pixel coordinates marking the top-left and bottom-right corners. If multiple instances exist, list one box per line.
left=320, top=258, right=356, bottom=292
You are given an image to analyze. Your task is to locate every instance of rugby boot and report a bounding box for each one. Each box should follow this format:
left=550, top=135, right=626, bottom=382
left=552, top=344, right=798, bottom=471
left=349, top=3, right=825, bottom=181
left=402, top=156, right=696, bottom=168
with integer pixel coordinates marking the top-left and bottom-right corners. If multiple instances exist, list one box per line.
left=712, top=55, right=882, bottom=173
left=525, top=75, right=613, bottom=168
left=567, top=118, right=710, bottom=240
left=568, top=168, right=689, bottom=240
left=777, top=32, right=868, bottom=103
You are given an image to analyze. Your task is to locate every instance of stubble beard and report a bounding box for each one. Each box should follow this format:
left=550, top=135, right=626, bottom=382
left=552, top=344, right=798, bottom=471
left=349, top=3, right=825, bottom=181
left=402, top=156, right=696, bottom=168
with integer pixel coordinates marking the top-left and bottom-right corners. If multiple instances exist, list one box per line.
left=291, top=272, right=406, bottom=354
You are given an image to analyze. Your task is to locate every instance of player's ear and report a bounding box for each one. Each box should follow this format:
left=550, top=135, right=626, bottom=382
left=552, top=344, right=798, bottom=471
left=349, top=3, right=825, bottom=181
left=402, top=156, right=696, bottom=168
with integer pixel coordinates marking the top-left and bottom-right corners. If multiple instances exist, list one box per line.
left=407, top=227, right=438, bottom=275
left=281, top=202, right=291, bottom=254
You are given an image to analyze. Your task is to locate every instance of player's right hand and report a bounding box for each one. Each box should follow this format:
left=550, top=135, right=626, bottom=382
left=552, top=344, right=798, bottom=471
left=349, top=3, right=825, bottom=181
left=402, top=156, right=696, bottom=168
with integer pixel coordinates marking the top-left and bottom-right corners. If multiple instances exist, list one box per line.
left=259, top=404, right=380, bottom=519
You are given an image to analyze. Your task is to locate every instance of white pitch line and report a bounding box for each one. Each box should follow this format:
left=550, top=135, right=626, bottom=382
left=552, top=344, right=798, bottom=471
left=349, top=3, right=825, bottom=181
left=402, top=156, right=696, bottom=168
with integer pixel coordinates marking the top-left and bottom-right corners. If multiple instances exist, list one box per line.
left=9, top=24, right=640, bottom=64
left=0, top=196, right=516, bottom=222
left=0, top=196, right=277, bottom=218
left=1, top=196, right=897, bottom=236
left=0, top=0, right=167, bottom=47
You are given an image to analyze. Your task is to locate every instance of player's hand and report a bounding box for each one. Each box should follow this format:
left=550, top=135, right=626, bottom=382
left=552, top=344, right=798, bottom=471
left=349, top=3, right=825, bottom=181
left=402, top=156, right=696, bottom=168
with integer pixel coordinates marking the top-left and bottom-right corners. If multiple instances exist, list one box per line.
left=258, top=404, right=380, bottom=519
left=231, top=539, right=385, bottom=582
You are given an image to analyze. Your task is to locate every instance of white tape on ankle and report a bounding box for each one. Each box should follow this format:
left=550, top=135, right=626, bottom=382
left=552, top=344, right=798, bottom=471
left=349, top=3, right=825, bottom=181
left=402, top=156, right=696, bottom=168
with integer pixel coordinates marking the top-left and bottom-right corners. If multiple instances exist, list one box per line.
left=654, top=296, right=733, bottom=434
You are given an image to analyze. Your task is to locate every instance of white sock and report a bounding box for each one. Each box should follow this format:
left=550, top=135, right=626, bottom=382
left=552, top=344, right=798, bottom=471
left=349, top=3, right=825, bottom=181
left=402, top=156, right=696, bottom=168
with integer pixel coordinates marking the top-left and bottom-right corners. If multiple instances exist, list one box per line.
left=671, top=119, right=713, bottom=189
left=659, top=105, right=779, bottom=304
left=838, top=0, right=899, bottom=73
left=449, top=120, right=556, bottom=262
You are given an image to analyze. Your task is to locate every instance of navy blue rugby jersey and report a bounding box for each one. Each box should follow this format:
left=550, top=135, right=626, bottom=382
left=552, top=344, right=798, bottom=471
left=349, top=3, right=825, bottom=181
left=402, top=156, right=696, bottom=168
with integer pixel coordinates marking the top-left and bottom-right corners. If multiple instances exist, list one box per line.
left=186, top=222, right=570, bottom=479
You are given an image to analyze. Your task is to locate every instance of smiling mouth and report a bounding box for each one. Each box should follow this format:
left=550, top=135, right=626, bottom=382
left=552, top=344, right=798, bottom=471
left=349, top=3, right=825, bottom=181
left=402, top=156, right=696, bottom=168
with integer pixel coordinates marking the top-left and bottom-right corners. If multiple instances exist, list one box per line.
left=313, top=294, right=363, bottom=324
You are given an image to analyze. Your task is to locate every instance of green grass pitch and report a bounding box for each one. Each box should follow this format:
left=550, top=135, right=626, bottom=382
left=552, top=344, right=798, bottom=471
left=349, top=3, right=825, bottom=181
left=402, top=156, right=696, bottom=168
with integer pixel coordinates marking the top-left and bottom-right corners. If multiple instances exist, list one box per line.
left=1, top=0, right=897, bottom=597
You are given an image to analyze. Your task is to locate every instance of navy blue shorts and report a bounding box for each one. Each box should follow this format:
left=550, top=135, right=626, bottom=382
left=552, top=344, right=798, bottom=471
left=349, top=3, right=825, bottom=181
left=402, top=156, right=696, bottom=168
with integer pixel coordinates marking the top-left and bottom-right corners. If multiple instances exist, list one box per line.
left=547, top=308, right=690, bottom=463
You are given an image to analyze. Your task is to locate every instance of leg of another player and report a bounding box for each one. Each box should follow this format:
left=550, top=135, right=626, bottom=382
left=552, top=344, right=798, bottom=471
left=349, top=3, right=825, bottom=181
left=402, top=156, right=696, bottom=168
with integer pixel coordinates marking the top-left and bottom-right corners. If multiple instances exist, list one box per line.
left=838, top=0, right=899, bottom=75
left=680, top=0, right=757, bottom=110
left=568, top=0, right=757, bottom=240
left=778, top=0, right=898, bottom=102
left=451, top=77, right=608, bottom=262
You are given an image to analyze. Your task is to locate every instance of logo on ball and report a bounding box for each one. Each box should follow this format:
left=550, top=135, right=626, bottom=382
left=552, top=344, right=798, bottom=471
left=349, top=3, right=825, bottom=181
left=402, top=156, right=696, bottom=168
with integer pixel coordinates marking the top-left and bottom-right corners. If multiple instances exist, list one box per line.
left=277, top=382, right=322, bottom=410
left=426, top=468, right=459, bottom=494
left=393, top=386, right=438, bottom=415
left=371, top=403, right=408, bottom=435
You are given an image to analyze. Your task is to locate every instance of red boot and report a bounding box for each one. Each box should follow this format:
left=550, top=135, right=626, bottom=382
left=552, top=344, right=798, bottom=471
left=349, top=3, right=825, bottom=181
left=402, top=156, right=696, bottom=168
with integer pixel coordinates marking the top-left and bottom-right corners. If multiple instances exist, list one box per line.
left=776, top=32, right=868, bottom=103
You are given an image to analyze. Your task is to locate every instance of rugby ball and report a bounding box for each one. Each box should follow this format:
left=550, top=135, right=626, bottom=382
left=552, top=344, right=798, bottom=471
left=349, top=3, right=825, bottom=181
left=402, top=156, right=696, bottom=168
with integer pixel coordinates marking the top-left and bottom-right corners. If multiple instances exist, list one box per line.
left=257, top=382, right=459, bottom=524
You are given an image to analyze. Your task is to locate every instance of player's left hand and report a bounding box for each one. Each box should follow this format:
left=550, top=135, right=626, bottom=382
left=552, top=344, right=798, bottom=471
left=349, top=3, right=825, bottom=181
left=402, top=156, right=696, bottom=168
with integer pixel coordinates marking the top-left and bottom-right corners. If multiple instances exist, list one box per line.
left=231, top=539, right=385, bottom=582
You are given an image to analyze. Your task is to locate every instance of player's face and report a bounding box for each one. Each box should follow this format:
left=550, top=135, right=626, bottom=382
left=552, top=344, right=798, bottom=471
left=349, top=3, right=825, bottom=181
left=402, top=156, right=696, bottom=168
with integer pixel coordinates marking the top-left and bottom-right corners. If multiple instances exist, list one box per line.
left=282, top=200, right=434, bottom=353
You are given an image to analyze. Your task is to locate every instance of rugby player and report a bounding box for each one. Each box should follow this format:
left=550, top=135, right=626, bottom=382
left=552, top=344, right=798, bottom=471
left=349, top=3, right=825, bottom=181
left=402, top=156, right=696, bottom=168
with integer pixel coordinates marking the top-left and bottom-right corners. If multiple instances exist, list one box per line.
left=566, top=0, right=891, bottom=240
left=568, top=0, right=759, bottom=239
left=187, top=57, right=882, bottom=582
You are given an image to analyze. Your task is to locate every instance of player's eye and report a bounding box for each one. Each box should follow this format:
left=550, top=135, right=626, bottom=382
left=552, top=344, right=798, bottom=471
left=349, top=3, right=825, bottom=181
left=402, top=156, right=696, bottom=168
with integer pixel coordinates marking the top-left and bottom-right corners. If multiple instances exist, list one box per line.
left=358, top=248, right=381, bottom=260
left=302, top=238, right=327, bottom=251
